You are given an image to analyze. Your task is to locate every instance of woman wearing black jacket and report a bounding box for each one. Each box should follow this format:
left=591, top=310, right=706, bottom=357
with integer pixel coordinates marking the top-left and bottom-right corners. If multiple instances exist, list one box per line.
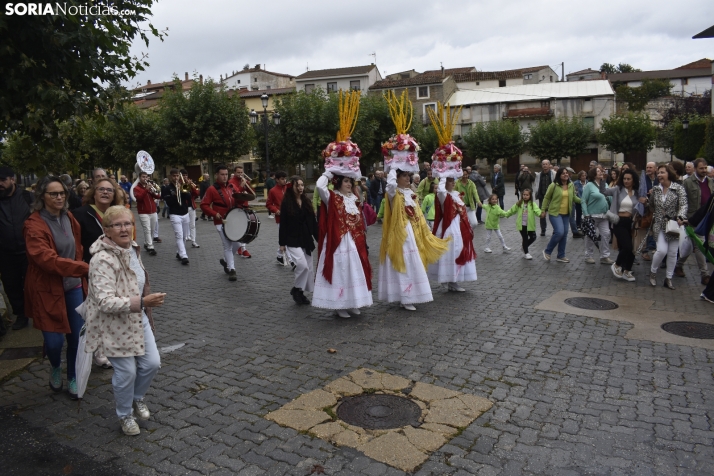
left=689, top=193, right=714, bottom=303
left=279, top=176, right=318, bottom=305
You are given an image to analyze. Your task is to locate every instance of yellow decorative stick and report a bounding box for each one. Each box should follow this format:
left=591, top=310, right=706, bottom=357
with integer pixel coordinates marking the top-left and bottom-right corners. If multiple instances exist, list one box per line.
left=336, top=90, right=361, bottom=142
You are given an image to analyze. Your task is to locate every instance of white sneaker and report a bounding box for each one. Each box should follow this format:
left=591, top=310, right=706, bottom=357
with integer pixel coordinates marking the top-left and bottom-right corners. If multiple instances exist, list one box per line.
left=622, top=271, right=636, bottom=282
left=611, top=263, right=624, bottom=279
left=524, top=253, right=533, bottom=260
left=400, top=303, right=416, bottom=311
left=584, top=257, right=596, bottom=264
left=121, top=416, right=140, bottom=436
left=484, top=248, right=492, bottom=253
left=502, top=246, right=511, bottom=252
left=133, top=400, right=150, bottom=420
left=93, top=352, right=113, bottom=369
left=448, top=283, right=466, bottom=292
left=350, top=308, right=361, bottom=315
left=336, top=310, right=351, bottom=318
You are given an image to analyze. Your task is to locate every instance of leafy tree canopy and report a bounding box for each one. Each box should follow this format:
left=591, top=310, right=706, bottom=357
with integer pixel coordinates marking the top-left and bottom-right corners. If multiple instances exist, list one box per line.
left=0, top=1, right=165, bottom=144
left=597, top=112, right=657, bottom=155
left=615, top=79, right=673, bottom=112
left=463, top=120, right=526, bottom=165
left=527, top=117, right=592, bottom=164
left=600, top=63, right=642, bottom=74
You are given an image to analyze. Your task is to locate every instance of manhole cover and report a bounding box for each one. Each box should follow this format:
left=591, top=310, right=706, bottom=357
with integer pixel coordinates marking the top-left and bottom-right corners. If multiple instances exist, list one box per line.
left=564, top=297, right=619, bottom=311
left=661, top=322, right=714, bottom=339
left=337, top=394, right=422, bottom=429
left=0, top=346, right=43, bottom=361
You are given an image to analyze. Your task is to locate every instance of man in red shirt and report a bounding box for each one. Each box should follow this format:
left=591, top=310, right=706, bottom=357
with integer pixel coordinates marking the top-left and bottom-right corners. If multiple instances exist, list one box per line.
left=200, top=165, right=239, bottom=281
left=266, top=171, right=290, bottom=265
left=229, top=165, right=256, bottom=258
left=133, top=172, right=162, bottom=255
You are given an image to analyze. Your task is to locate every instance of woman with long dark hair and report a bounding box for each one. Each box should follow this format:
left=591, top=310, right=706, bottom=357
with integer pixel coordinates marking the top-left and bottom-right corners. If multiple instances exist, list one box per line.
left=279, top=176, right=318, bottom=305
left=541, top=167, right=581, bottom=262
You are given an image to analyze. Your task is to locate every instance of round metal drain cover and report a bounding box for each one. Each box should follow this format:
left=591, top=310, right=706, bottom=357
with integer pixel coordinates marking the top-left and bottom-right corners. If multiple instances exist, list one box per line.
left=564, top=297, right=619, bottom=311
left=337, top=394, right=422, bottom=429
left=661, top=322, right=714, bottom=339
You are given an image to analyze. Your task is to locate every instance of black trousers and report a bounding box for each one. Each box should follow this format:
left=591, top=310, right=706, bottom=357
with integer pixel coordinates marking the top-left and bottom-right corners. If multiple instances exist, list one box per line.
left=704, top=268, right=714, bottom=300
left=0, top=253, right=28, bottom=318
left=612, top=217, right=635, bottom=271
left=520, top=230, right=537, bottom=253
left=538, top=198, right=547, bottom=233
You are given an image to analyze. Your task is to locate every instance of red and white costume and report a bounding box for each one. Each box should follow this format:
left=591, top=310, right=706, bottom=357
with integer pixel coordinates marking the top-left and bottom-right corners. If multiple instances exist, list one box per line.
left=228, top=175, right=252, bottom=256
left=133, top=183, right=161, bottom=251
left=312, top=172, right=373, bottom=311
left=200, top=182, right=240, bottom=271
left=428, top=180, right=477, bottom=284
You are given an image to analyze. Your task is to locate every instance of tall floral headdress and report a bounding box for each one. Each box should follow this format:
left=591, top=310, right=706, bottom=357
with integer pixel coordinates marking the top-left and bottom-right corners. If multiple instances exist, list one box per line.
left=321, top=90, right=362, bottom=179
left=427, top=102, right=463, bottom=179
left=382, top=90, right=420, bottom=173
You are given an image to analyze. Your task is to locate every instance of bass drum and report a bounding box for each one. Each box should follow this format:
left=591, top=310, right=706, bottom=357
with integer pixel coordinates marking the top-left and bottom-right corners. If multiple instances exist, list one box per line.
left=223, top=208, right=261, bottom=244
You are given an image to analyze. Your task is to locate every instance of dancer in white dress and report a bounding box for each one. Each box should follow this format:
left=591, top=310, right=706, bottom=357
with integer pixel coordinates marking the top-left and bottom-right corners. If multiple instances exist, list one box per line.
left=428, top=178, right=477, bottom=290
left=311, top=90, right=373, bottom=318
left=378, top=90, right=449, bottom=311
left=425, top=101, right=476, bottom=291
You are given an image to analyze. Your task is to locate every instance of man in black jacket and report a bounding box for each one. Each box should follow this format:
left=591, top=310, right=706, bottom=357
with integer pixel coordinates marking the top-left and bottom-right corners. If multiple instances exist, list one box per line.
left=369, top=170, right=386, bottom=223
left=492, top=164, right=505, bottom=209
left=162, top=168, right=193, bottom=265
left=0, top=167, right=33, bottom=332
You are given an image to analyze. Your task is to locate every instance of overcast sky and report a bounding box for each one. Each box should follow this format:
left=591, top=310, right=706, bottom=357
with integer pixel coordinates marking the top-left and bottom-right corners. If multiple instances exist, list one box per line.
left=128, top=0, right=714, bottom=88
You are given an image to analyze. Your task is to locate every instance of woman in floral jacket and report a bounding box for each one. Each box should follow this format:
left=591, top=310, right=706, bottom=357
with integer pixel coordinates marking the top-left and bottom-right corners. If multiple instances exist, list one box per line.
left=84, top=206, right=166, bottom=436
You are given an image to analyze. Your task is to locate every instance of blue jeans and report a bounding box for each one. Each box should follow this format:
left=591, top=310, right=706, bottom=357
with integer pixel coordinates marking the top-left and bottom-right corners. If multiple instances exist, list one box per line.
left=42, top=286, right=84, bottom=379
left=107, top=316, right=161, bottom=418
left=545, top=214, right=571, bottom=259
left=569, top=208, right=578, bottom=234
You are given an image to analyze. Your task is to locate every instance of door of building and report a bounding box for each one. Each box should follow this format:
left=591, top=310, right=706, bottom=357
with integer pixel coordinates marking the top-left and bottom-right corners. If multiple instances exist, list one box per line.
left=571, top=149, right=598, bottom=174
left=624, top=150, right=647, bottom=172
left=506, top=155, right=520, bottom=174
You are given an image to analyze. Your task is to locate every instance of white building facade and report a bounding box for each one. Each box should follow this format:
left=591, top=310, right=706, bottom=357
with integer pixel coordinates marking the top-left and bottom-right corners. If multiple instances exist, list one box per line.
left=295, top=65, right=382, bottom=95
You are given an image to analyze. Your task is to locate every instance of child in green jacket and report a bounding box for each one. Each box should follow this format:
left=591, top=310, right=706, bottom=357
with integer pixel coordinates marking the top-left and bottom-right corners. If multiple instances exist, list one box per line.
left=504, top=188, right=542, bottom=260
left=421, top=182, right=437, bottom=229
left=482, top=193, right=510, bottom=253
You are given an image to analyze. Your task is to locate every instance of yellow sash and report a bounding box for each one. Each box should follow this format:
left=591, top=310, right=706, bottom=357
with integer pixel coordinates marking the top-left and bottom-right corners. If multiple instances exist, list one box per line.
left=380, top=190, right=450, bottom=272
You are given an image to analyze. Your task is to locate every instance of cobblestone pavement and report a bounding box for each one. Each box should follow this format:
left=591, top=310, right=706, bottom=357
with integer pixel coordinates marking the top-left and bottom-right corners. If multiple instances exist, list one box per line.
left=1, top=184, right=713, bottom=476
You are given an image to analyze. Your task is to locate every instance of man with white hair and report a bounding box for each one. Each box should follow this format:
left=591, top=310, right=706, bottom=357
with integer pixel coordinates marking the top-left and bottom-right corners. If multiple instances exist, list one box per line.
left=683, top=162, right=694, bottom=181
left=492, top=164, right=505, bottom=209
left=708, top=166, right=714, bottom=180
left=533, top=160, right=556, bottom=236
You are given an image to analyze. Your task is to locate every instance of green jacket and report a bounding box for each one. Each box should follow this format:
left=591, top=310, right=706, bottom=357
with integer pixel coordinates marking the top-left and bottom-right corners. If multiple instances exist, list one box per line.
left=482, top=203, right=507, bottom=230
left=542, top=181, right=581, bottom=217
left=416, top=177, right=439, bottom=200
left=454, top=179, right=481, bottom=209
left=505, top=201, right=543, bottom=231
left=377, top=197, right=385, bottom=219
left=421, top=193, right=436, bottom=220
left=312, top=181, right=334, bottom=210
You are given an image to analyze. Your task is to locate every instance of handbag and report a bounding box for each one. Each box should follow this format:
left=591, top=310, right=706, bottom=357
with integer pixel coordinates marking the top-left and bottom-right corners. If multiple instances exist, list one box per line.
left=606, top=210, right=620, bottom=225
left=665, top=219, right=680, bottom=236
left=467, top=209, right=478, bottom=228
left=362, top=203, right=377, bottom=226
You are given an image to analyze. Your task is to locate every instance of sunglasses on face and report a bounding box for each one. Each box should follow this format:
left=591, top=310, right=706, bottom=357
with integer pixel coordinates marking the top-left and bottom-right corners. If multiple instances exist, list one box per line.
left=45, top=191, right=67, bottom=198
left=97, top=187, right=115, bottom=194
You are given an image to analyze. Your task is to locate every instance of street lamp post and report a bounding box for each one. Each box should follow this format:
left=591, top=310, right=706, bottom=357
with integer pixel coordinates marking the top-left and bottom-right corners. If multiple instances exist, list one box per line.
left=249, top=93, right=280, bottom=181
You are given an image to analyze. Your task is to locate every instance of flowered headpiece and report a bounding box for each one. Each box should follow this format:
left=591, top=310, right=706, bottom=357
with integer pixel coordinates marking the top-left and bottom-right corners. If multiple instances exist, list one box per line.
left=428, top=102, right=463, bottom=179
left=382, top=90, right=420, bottom=174
left=321, top=90, right=362, bottom=179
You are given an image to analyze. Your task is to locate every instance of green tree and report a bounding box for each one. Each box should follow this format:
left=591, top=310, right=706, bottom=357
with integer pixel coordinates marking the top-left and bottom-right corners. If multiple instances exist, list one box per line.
left=673, top=117, right=707, bottom=161
left=160, top=79, right=254, bottom=176
left=597, top=112, right=657, bottom=155
left=600, top=63, right=642, bottom=74
left=527, top=117, right=592, bottom=164
left=704, top=118, right=714, bottom=165
left=0, top=1, right=165, bottom=143
left=615, top=79, right=672, bottom=112
left=351, top=94, right=395, bottom=169
left=408, top=120, right=440, bottom=163
left=462, top=120, right=525, bottom=165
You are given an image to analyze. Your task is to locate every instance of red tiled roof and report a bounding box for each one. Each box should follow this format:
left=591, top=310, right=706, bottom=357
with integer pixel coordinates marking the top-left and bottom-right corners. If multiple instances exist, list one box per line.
left=369, top=75, right=449, bottom=90
left=228, top=68, right=295, bottom=79
left=675, top=58, right=712, bottom=69
left=421, top=67, right=474, bottom=76
left=237, top=87, right=295, bottom=98
left=453, top=70, right=523, bottom=81
left=607, top=68, right=711, bottom=82
left=296, top=65, right=377, bottom=80
left=132, top=78, right=193, bottom=92
left=567, top=68, right=601, bottom=76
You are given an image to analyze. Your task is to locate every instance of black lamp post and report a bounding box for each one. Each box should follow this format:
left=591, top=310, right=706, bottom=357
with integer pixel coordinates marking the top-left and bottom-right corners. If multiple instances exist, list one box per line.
left=249, top=94, right=281, bottom=180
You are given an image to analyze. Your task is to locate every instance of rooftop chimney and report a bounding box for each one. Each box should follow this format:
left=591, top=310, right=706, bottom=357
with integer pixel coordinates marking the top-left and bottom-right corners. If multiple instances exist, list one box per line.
left=147, top=79, right=151, bottom=85
left=441, top=65, right=445, bottom=78
left=199, top=74, right=203, bottom=83
left=255, top=64, right=261, bottom=70
left=185, top=72, right=188, bottom=80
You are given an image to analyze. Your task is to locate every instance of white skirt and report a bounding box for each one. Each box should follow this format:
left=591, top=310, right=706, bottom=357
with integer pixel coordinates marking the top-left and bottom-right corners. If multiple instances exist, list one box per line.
left=378, top=223, right=433, bottom=304
left=428, top=215, right=477, bottom=284
left=312, top=232, right=373, bottom=310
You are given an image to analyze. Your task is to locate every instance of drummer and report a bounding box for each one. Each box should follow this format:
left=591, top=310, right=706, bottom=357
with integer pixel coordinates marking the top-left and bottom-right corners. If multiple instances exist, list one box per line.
left=229, top=165, right=255, bottom=259
left=200, top=165, right=239, bottom=282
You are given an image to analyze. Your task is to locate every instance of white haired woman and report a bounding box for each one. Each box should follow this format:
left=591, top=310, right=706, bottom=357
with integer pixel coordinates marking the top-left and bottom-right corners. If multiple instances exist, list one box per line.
left=84, top=206, right=166, bottom=435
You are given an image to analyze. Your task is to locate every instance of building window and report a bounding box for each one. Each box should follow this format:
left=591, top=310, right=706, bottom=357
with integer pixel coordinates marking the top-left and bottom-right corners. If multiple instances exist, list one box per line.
left=550, top=76, right=553, bottom=82
left=524, top=74, right=532, bottom=80
left=476, top=81, right=480, bottom=85
left=499, top=80, right=506, bottom=87
left=237, top=80, right=241, bottom=84
left=461, top=123, right=472, bottom=136
left=266, top=85, right=271, bottom=90
left=682, top=78, right=689, bottom=85
left=327, top=82, right=337, bottom=93
left=350, top=80, right=361, bottom=91
left=582, top=117, right=595, bottom=130
left=417, top=86, right=429, bottom=99
left=254, top=77, right=258, bottom=82
left=305, top=84, right=315, bottom=93
left=423, top=103, right=436, bottom=122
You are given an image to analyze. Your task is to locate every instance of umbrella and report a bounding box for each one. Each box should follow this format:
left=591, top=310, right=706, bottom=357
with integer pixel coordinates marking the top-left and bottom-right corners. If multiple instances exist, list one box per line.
left=581, top=216, right=600, bottom=249
left=685, top=226, right=714, bottom=265
left=74, top=302, right=93, bottom=409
